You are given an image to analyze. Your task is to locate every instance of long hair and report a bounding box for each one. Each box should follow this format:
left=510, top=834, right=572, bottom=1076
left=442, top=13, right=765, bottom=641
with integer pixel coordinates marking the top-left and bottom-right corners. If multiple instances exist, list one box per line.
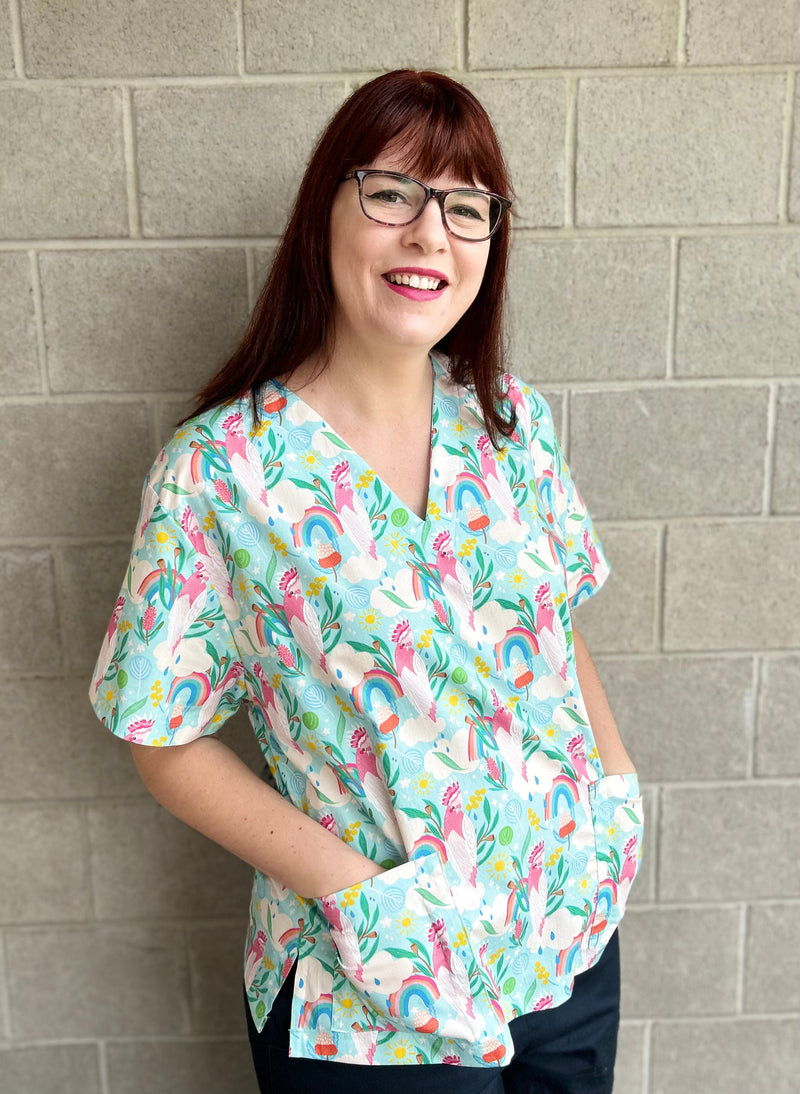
left=182, top=70, right=515, bottom=445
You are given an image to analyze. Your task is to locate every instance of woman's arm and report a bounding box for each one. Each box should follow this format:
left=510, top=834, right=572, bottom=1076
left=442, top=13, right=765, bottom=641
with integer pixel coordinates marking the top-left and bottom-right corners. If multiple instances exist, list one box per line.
left=129, top=737, right=385, bottom=898
left=572, top=626, right=636, bottom=776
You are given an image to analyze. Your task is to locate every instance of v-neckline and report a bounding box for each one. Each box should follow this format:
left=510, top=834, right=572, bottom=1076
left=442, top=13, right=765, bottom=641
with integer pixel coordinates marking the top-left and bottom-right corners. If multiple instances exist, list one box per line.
left=274, top=355, right=444, bottom=528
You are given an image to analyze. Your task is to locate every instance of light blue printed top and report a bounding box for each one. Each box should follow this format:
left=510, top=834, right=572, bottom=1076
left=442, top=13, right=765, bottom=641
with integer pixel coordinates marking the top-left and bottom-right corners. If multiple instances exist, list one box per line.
left=89, top=353, right=643, bottom=1068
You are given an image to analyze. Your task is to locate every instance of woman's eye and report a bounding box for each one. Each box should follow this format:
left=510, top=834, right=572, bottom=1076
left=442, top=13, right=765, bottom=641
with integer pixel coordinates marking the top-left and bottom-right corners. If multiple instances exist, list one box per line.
left=449, top=204, right=486, bottom=221
left=369, top=189, right=408, bottom=205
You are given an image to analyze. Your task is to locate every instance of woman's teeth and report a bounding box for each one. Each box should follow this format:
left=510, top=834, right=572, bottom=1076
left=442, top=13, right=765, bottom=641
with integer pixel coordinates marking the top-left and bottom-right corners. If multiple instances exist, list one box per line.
left=385, top=272, right=443, bottom=290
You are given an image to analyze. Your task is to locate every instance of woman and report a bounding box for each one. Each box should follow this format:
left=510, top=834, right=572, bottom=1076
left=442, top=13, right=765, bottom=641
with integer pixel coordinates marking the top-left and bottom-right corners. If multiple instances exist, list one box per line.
left=90, top=70, right=642, bottom=1093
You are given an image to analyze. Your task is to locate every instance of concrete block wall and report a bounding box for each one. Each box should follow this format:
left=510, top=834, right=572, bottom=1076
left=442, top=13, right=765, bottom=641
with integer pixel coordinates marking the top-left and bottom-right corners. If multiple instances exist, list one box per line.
left=1, top=2, right=798, bottom=1091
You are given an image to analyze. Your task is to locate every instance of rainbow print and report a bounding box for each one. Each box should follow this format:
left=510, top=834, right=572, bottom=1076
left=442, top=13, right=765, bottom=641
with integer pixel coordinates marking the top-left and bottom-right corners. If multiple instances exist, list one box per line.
left=544, top=774, right=581, bottom=822
left=291, top=505, right=344, bottom=550
left=388, top=972, right=440, bottom=1020
left=494, top=626, right=539, bottom=673
left=411, top=833, right=447, bottom=864
left=590, top=878, right=617, bottom=934
left=135, top=564, right=170, bottom=605
left=299, top=993, right=333, bottom=1030
left=352, top=669, right=403, bottom=718
left=556, top=935, right=583, bottom=978
left=168, top=672, right=212, bottom=709
left=445, top=470, right=492, bottom=514
left=569, top=571, right=597, bottom=608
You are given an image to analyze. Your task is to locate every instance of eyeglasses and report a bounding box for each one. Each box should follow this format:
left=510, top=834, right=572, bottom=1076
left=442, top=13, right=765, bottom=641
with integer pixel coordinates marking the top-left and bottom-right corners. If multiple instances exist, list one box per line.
left=340, top=170, right=511, bottom=242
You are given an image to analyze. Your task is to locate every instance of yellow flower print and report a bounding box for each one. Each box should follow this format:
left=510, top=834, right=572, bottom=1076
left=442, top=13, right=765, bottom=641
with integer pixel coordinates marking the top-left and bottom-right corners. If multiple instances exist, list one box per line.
left=474, top=656, right=491, bottom=679
left=152, top=735, right=167, bottom=747
left=249, top=421, right=270, bottom=438
left=271, top=673, right=281, bottom=688
left=339, top=886, right=360, bottom=908
left=527, top=809, right=541, bottom=830
left=150, top=680, right=163, bottom=704
left=453, top=928, right=469, bottom=949
left=358, top=608, right=383, bottom=631
left=394, top=908, right=417, bottom=935
left=301, top=449, right=321, bottom=470
left=343, top=822, right=361, bottom=844
left=413, top=772, right=435, bottom=795
left=495, top=447, right=508, bottom=462
left=203, top=511, right=216, bottom=533
left=416, top=629, right=433, bottom=649
left=268, top=532, right=288, bottom=557
left=457, top=538, right=477, bottom=559
left=546, top=848, right=562, bottom=868
left=147, top=523, right=178, bottom=554
left=356, top=470, right=375, bottom=490
left=335, top=694, right=355, bottom=716
left=427, top=501, right=441, bottom=521
left=467, top=788, right=486, bottom=811
left=118, top=619, right=132, bottom=633
left=554, top=591, right=566, bottom=607
left=307, top=576, right=327, bottom=597
left=534, top=960, right=550, bottom=985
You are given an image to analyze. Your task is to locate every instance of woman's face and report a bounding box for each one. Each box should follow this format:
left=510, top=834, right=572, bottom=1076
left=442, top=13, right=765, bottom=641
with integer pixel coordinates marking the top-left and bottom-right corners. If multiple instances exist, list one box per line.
left=327, top=150, right=492, bottom=361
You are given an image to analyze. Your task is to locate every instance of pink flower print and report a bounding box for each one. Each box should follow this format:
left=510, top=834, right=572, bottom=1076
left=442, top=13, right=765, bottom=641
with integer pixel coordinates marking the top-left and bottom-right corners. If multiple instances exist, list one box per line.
left=276, top=643, right=295, bottom=669
left=487, top=756, right=501, bottom=782
left=433, top=598, right=449, bottom=627
left=214, top=478, right=232, bottom=504
left=319, top=813, right=338, bottom=835
left=142, top=603, right=157, bottom=639
left=533, top=995, right=554, bottom=1011
left=442, top=1055, right=461, bottom=1066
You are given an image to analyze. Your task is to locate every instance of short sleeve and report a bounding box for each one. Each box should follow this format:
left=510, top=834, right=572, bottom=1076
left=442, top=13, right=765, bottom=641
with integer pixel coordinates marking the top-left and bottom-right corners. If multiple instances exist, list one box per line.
left=88, top=461, right=246, bottom=746
left=526, top=388, right=611, bottom=610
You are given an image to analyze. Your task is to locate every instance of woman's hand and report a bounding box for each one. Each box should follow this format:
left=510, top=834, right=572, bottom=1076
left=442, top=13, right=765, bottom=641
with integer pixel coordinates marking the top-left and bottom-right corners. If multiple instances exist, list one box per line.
left=572, top=626, right=636, bottom=776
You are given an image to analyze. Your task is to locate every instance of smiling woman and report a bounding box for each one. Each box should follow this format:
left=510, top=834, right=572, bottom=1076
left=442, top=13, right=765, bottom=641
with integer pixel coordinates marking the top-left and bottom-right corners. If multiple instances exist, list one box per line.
left=88, top=69, right=641, bottom=1094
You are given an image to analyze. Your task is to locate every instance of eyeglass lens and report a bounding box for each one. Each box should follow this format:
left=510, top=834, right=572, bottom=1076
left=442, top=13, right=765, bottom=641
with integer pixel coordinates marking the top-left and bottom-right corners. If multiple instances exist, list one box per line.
left=359, top=173, right=500, bottom=238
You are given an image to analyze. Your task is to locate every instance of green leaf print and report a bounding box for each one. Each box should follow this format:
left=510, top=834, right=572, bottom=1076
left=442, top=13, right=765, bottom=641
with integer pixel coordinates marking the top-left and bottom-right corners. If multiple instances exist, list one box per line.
left=321, top=431, right=350, bottom=449
left=413, top=887, right=451, bottom=908
left=499, top=825, right=514, bottom=846
left=119, top=696, right=148, bottom=721
left=560, top=707, right=589, bottom=726
left=623, top=806, right=641, bottom=824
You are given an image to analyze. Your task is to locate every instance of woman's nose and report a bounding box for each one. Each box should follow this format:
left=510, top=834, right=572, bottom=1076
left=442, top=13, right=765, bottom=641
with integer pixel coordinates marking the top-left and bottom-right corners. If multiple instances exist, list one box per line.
left=399, top=196, right=449, bottom=251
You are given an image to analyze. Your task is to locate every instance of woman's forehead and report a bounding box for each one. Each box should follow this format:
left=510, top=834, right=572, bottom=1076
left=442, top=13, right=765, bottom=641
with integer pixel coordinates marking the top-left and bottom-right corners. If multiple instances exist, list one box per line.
left=364, top=148, right=482, bottom=190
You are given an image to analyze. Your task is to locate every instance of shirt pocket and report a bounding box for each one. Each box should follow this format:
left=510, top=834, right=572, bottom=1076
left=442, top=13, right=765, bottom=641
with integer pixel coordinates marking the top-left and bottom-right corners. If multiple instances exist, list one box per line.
left=318, top=855, right=511, bottom=1062
left=586, top=772, right=644, bottom=957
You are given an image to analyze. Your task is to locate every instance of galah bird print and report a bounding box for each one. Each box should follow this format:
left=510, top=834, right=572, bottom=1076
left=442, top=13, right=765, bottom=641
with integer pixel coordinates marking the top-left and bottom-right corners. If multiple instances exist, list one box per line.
left=583, top=527, right=609, bottom=587
left=534, top=581, right=568, bottom=681
left=526, top=841, right=548, bottom=941
left=321, top=896, right=363, bottom=981
left=179, top=506, right=239, bottom=618
left=428, top=918, right=476, bottom=1026
left=350, top=728, right=401, bottom=841
left=432, top=530, right=474, bottom=629
left=442, top=781, right=478, bottom=887
left=390, top=620, right=437, bottom=722
left=222, top=412, right=269, bottom=523
left=477, top=434, right=521, bottom=524
left=244, top=929, right=267, bottom=986
left=166, top=559, right=209, bottom=654
left=619, top=836, right=639, bottom=889
left=90, top=595, right=125, bottom=700
left=279, top=567, right=327, bottom=674
left=503, top=374, right=527, bottom=444
left=252, top=663, right=303, bottom=759
left=490, top=688, right=528, bottom=791
left=566, top=735, right=591, bottom=781
left=330, top=460, right=378, bottom=559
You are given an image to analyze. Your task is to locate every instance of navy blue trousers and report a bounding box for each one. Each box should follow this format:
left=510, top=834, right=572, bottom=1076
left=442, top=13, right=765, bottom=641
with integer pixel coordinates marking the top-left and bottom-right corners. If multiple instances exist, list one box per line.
left=244, top=931, right=620, bottom=1093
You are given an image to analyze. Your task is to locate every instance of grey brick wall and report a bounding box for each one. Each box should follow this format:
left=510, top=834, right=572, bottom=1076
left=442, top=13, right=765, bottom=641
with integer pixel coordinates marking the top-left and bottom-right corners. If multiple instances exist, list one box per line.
left=1, top=3, right=798, bottom=1092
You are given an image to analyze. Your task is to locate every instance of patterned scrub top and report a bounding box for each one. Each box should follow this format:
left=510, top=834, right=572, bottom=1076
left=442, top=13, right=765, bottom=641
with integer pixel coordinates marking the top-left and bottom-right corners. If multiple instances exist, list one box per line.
left=89, top=352, right=643, bottom=1069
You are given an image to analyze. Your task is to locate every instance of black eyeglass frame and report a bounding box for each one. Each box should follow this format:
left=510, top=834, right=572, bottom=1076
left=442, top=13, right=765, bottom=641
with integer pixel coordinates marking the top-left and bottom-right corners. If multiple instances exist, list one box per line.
left=340, top=169, right=512, bottom=242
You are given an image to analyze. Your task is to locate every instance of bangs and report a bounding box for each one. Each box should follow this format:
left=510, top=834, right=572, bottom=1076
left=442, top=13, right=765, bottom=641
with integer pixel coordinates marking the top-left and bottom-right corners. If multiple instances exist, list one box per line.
left=341, top=77, right=512, bottom=199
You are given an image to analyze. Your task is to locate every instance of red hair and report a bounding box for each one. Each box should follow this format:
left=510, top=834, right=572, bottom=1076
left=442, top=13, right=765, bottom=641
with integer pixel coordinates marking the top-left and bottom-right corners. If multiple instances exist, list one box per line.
left=182, top=70, right=516, bottom=445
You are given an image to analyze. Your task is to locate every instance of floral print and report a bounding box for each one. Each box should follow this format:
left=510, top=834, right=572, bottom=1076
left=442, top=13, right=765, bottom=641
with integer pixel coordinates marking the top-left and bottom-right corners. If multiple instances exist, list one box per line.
left=89, top=353, right=643, bottom=1068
